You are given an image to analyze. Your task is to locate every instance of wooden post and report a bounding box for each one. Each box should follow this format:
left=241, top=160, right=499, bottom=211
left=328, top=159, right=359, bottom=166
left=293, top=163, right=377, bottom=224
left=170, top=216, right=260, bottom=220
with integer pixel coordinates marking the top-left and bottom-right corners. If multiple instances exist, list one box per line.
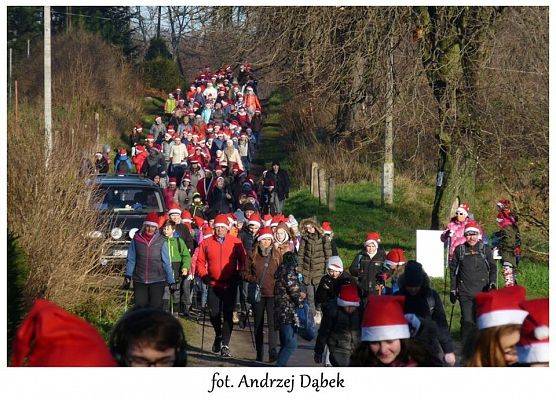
left=381, top=34, right=395, bottom=205
left=94, top=113, right=100, bottom=148
left=9, top=48, right=12, bottom=106
left=311, top=162, right=319, bottom=197
left=318, top=167, right=327, bottom=205
left=14, top=80, right=18, bottom=124
left=27, top=39, right=30, bottom=59
left=44, top=6, right=52, bottom=168
left=328, top=177, right=336, bottom=211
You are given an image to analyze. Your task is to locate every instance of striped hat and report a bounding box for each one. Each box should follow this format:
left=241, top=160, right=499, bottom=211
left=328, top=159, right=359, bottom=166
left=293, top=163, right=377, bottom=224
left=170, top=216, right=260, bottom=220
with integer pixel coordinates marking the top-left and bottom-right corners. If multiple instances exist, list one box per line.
left=475, top=285, right=528, bottom=330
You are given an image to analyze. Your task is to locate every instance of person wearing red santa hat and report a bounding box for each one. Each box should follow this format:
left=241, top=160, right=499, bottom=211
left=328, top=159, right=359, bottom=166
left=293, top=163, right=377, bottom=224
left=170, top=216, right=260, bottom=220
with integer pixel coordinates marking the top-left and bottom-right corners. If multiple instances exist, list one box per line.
left=350, top=296, right=443, bottom=367
left=321, top=221, right=339, bottom=256
left=124, top=212, right=176, bottom=309
left=349, top=232, right=387, bottom=299
left=440, top=202, right=484, bottom=261
left=195, top=214, right=247, bottom=358
left=383, top=247, right=407, bottom=294
left=450, top=219, right=498, bottom=354
left=516, top=298, right=549, bottom=367
left=11, top=299, right=117, bottom=367
left=467, top=285, right=529, bottom=366
left=163, top=177, right=178, bottom=206
left=240, top=227, right=282, bottom=362
left=314, top=283, right=362, bottom=367
left=492, top=198, right=521, bottom=288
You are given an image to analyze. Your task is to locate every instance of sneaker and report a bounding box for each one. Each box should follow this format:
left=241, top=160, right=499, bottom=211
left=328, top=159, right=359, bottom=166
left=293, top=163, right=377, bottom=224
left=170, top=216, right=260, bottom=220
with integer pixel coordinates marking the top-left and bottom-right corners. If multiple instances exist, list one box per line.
left=221, top=345, right=231, bottom=358
left=212, top=337, right=222, bottom=353
left=233, top=311, right=240, bottom=324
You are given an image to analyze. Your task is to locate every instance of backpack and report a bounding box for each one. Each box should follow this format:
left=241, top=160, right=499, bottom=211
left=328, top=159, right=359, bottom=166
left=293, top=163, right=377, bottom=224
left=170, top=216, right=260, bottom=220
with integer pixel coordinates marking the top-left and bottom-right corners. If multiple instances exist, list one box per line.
left=455, top=242, right=491, bottom=278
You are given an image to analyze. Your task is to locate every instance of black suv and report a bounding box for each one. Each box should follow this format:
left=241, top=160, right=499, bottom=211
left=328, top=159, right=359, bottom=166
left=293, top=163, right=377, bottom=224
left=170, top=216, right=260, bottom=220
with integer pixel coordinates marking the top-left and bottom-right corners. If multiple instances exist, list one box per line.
left=89, top=174, right=166, bottom=268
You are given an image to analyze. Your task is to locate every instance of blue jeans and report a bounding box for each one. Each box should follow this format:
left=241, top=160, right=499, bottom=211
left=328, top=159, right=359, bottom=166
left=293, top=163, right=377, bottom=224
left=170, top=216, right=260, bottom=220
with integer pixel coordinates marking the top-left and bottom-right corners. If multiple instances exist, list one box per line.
left=276, top=324, right=297, bottom=367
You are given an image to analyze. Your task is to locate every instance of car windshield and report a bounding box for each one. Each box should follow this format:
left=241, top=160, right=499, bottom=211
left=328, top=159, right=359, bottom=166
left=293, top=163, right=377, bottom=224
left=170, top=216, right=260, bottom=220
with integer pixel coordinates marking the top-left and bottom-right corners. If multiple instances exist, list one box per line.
left=94, top=186, right=163, bottom=213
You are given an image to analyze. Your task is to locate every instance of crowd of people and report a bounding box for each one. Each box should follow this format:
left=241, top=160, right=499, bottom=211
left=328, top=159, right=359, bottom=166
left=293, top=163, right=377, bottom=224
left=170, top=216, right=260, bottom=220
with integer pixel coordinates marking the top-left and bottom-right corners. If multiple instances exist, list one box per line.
left=11, top=64, right=548, bottom=368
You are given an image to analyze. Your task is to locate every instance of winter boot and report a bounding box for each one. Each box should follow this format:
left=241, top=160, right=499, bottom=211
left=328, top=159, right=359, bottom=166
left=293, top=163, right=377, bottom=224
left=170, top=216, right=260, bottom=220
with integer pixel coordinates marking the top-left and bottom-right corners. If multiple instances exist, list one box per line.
left=268, top=348, right=278, bottom=363
left=503, top=262, right=516, bottom=287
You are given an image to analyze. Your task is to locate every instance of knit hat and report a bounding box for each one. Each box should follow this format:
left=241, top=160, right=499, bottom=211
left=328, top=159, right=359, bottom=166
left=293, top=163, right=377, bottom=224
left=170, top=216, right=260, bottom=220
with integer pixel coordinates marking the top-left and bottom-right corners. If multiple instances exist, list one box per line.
left=247, top=214, right=262, bottom=228
left=257, top=227, right=273, bottom=241
left=202, top=225, right=213, bottom=239
left=167, top=202, right=181, bottom=216
left=517, top=298, right=549, bottom=364
left=326, top=256, right=344, bottom=272
left=475, top=285, right=528, bottom=330
left=456, top=203, right=470, bottom=217
left=337, top=284, right=360, bottom=308
left=361, top=296, right=410, bottom=342
left=464, top=220, right=481, bottom=235
left=385, top=248, right=407, bottom=268
left=11, top=299, right=116, bottom=367
left=364, top=232, right=381, bottom=247
left=181, top=209, right=192, bottom=223
left=143, top=212, right=160, bottom=228
left=213, top=214, right=230, bottom=229
left=322, top=221, right=333, bottom=235
left=403, top=260, right=424, bottom=287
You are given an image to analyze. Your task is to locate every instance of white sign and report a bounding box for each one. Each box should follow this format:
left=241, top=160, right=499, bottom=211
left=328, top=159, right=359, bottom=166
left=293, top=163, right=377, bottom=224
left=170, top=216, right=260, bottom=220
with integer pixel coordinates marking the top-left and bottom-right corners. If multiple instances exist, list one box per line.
left=416, top=230, right=446, bottom=278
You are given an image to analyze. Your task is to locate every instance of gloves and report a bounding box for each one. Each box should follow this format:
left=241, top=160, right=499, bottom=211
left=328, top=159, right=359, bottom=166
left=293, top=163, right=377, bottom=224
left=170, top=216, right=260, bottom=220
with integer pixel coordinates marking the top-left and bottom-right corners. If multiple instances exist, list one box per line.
left=321, top=275, right=334, bottom=291
left=449, top=290, right=457, bottom=304
left=122, top=276, right=131, bottom=290
left=169, top=283, right=178, bottom=293
left=314, top=353, right=323, bottom=364
left=187, top=274, right=195, bottom=281
left=448, top=230, right=455, bottom=238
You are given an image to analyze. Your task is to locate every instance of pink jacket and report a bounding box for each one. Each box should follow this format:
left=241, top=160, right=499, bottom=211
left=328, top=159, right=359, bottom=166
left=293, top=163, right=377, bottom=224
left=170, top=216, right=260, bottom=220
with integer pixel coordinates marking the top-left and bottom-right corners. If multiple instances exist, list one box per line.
left=441, top=217, right=484, bottom=260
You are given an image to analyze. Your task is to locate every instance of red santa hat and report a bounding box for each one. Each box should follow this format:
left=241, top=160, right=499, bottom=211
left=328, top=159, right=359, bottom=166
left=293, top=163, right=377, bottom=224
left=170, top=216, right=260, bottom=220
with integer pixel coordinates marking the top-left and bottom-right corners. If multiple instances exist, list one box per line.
left=135, top=144, right=145, bottom=153
left=262, top=214, right=273, bottom=227
left=168, top=177, right=177, bottom=185
left=247, top=214, right=262, bottom=228
left=193, top=216, right=206, bottom=228
left=119, top=148, right=127, bottom=156
left=167, top=125, right=175, bottom=133
left=257, top=227, right=274, bottom=241
left=227, top=213, right=237, bottom=226
left=326, top=256, right=344, bottom=272
left=213, top=214, right=230, bottom=229
left=385, top=248, right=407, bottom=268
left=146, top=134, right=155, bottom=141
left=456, top=203, right=470, bottom=217
left=167, top=202, right=181, bottom=216
left=10, top=299, right=117, bottom=367
left=322, top=221, right=333, bottom=235
left=181, top=209, right=192, bottom=223
left=202, top=225, right=213, bottom=239
left=270, top=215, right=285, bottom=228
left=361, top=296, right=410, bottom=342
left=182, top=172, right=191, bottom=182
left=464, top=220, right=481, bottom=235
left=337, top=283, right=360, bottom=308
left=517, top=298, right=549, bottom=364
left=475, top=285, right=528, bottom=330
left=364, top=232, right=381, bottom=247
left=143, top=211, right=161, bottom=228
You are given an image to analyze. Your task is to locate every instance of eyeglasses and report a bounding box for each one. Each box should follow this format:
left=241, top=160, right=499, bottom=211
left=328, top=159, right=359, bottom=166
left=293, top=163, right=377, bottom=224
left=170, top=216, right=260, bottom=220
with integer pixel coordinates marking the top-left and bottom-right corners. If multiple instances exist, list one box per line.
left=125, top=354, right=175, bottom=367
left=464, top=232, right=478, bottom=237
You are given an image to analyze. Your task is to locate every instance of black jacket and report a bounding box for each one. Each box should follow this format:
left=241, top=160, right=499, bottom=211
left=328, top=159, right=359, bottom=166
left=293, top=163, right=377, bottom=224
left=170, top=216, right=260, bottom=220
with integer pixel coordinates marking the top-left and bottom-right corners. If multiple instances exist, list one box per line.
left=315, top=271, right=354, bottom=307
left=450, top=242, right=497, bottom=296
left=398, top=273, right=454, bottom=354
left=207, top=187, right=232, bottom=215
left=238, top=228, right=257, bottom=256
left=349, top=247, right=387, bottom=296
left=266, top=169, right=290, bottom=201
left=174, top=223, right=196, bottom=254
left=141, top=151, right=166, bottom=180
left=274, top=254, right=304, bottom=327
left=315, top=302, right=361, bottom=365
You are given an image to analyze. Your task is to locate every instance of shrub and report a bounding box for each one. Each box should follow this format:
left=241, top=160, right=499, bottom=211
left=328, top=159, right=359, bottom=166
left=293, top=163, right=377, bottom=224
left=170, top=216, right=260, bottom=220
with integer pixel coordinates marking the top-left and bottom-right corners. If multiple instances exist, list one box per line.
left=7, top=232, right=29, bottom=357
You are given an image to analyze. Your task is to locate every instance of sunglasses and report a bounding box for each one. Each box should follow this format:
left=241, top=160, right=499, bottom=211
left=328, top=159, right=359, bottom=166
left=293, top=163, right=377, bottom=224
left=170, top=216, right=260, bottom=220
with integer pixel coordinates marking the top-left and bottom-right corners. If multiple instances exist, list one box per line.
left=464, top=232, right=478, bottom=237
left=456, top=212, right=466, bottom=216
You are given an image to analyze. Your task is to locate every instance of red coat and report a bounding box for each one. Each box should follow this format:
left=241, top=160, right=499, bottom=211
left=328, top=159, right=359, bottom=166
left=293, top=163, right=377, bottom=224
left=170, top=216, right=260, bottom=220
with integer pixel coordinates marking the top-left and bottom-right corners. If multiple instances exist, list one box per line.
left=132, top=151, right=148, bottom=173
left=196, top=234, right=246, bottom=290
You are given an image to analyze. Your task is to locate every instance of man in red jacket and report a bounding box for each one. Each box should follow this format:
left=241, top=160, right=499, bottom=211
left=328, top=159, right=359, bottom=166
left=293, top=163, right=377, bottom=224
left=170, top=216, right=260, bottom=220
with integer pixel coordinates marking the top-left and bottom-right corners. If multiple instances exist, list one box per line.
left=196, top=214, right=247, bottom=357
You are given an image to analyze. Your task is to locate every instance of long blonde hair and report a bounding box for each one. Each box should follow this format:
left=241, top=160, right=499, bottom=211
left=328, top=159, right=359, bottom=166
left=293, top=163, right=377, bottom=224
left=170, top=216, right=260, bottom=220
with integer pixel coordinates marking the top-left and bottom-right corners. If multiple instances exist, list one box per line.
left=467, top=324, right=521, bottom=367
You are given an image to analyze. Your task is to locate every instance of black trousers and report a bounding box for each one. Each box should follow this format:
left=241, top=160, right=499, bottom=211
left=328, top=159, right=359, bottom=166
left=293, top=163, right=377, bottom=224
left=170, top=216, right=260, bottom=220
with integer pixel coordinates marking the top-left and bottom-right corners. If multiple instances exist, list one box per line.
left=207, top=283, right=238, bottom=347
left=134, top=281, right=166, bottom=309
left=253, top=296, right=278, bottom=356
left=459, top=293, right=478, bottom=358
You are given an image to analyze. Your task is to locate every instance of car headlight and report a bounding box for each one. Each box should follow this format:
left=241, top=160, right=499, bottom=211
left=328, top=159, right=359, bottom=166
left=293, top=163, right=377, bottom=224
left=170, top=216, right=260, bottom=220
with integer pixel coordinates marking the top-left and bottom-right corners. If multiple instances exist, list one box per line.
left=129, top=228, right=138, bottom=239
left=88, top=230, right=103, bottom=239
left=111, top=227, right=123, bottom=240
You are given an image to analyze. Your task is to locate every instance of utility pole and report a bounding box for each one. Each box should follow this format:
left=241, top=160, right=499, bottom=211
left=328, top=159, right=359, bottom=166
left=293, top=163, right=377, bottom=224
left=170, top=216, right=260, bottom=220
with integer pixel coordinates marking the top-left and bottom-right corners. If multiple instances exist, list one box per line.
left=8, top=48, right=12, bottom=107
left=381, top=34, right=395, bottom=205
left=44, top=6, right=53, bottom=168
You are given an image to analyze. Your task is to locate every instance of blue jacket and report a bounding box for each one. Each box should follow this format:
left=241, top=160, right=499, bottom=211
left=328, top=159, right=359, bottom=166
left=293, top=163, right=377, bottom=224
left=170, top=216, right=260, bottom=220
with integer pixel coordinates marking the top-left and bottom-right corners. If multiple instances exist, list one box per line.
left=115, top=155, right=133, bottom=173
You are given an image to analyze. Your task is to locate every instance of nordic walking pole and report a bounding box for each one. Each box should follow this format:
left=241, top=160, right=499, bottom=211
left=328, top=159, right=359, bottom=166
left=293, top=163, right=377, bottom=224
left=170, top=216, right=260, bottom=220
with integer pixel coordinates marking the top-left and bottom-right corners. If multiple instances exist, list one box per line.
left=124, top=290, right=129, bottom=313
left=448, top=303, right=456, bottom=332
left=245, top=309, right=256, bottom=350
left=443, top=236, right=451, bottom=304
left=201, top=304, right=206, bottom=351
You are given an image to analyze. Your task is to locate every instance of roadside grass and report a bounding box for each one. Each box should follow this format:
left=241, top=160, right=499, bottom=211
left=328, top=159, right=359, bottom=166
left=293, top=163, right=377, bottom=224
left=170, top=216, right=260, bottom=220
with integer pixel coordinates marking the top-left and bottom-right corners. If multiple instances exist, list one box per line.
left=262, top=79, right=551, bottom=334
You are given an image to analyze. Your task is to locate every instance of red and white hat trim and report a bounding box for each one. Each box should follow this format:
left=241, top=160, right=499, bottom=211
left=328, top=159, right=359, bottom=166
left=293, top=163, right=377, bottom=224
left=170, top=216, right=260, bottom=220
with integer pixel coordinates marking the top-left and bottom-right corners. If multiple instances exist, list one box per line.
left=248, top=220, right=261, bottom=228
left=168, top=208, right=181, bottom=215
left=477, top=309, right=529, bottom=330
left=464, top=226, right=480, bottom=234
left=361, top=324, right=410, bottom=342
left=143, top=220, right=159, bottom=228
left=365, top=239, right=378, bottom=247
left=213, top=221, right=229, bottom=228
left=337, top=297, right=360, bottom=307
left=257, top=233, right=273, bottom=241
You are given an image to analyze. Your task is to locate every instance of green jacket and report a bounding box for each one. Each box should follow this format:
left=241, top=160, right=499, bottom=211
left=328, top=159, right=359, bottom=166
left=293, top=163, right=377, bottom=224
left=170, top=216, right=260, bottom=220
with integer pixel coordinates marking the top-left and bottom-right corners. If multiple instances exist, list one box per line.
left=166, top=236, right=191, bottom=273
left=165, top=98, right=177, bottom=114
